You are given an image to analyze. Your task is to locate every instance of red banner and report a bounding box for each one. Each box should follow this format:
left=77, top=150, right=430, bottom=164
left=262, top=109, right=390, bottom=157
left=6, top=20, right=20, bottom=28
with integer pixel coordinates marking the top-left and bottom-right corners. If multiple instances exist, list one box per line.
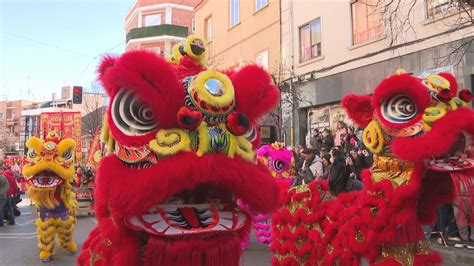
left=40, top=112, right=82, bottom=164
left=86, top=127, right=101, bottom=168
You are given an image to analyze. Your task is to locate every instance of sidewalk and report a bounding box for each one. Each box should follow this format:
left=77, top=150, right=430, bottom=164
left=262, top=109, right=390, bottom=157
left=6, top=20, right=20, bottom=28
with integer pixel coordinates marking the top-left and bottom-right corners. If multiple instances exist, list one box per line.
left=430, top=239, right=474, bottom=265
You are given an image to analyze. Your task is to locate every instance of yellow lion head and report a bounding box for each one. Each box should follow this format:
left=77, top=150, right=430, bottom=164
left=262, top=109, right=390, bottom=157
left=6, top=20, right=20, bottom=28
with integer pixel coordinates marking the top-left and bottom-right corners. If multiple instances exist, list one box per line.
left=22, top=133, right=76, bottom=210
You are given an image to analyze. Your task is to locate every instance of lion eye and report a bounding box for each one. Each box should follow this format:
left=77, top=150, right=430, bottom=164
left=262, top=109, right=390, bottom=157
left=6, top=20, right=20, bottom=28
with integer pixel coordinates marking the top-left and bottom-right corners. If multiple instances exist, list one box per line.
left=243, top=126, right=257, bottom=142
left=62, top=149, right=73, bottom=160
left=111, top=89, right=158, bottom=136
left=273, top=160, right=286, bottom=171
left=27, top=149, right=36, bottom=159
left=381, top=95, right=418, bottom=123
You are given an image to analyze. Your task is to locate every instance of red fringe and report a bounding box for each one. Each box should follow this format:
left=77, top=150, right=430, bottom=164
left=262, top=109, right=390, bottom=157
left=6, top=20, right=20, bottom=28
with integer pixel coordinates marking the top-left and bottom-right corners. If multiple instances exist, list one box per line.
left=450, top=170, right=474, bottom=225
left=144, top=235, right=241, bottom=266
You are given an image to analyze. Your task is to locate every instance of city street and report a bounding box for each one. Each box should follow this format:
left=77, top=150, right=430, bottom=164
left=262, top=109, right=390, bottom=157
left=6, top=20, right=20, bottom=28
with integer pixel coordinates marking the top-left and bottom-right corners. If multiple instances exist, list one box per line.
left=0, top=197, right=273, bottom=266
left=1, top=196, right=472, bottom=265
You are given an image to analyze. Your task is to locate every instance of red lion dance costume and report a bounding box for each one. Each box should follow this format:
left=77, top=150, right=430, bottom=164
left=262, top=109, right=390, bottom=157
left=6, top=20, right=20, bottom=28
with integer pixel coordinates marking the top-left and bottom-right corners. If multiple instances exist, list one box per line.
left=271, top=70, right=474, bottom=265
left=78, top=35, right=280, bottom=266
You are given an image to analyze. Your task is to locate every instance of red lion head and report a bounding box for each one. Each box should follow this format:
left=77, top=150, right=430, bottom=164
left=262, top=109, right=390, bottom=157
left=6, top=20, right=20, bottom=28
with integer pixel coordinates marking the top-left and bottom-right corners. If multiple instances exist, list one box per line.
left=343, top=70, right=474, bottom=223
left=79, top=36, right=280, bottom=266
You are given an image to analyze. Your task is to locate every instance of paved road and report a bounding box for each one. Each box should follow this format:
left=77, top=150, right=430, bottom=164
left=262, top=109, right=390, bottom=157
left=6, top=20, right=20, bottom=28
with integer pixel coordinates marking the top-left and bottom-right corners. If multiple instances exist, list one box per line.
left=0, top=197, right=272, bottom=266
left=1, top=196, right=469, bottom=266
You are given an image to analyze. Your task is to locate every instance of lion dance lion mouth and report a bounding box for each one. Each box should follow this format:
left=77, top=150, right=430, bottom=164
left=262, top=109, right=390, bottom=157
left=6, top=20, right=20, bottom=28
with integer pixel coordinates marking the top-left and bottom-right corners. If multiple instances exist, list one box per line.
left=78, top=35, right=280, bottom=266
left=125, top=184, right=248, bottom=236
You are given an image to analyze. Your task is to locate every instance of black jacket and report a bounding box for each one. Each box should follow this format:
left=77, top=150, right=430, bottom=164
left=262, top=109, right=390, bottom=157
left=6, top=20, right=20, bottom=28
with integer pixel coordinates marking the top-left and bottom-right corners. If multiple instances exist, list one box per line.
left=328, top=163, right=348, bottom=196
left=321, top=135, right=334, bottom=150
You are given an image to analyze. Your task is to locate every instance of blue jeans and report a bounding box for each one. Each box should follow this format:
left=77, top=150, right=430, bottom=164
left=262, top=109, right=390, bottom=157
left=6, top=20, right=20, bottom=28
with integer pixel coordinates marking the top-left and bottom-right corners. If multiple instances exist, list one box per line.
left=0, top=197, right=15, bottom=225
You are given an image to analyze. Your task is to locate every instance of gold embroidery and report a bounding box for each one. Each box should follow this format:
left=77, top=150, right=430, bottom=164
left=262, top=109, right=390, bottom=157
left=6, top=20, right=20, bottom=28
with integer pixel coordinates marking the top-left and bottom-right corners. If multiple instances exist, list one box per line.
left=103, top=239, right=112, bottom=247
left=89, top=250, right=103, bottom=265
left=326, top=244, right=334, bottom=254
left=371, top=155, right=414, bottom=188
left=355, top=229, right=364, bottom=243
left=381, top=240, right=432, bottom=266
left=314, top=223, right=325, bottom=238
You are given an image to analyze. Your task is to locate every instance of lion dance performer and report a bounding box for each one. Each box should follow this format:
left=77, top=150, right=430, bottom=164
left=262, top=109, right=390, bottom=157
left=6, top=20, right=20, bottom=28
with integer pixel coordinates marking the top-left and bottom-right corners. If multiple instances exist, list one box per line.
left=271, top=70, right=474, bottom=265
left=78, top=35, right=281, bottom=266
left=23, top=131, right=77, bottom=262
left=239, top=142, right=294, bottom=248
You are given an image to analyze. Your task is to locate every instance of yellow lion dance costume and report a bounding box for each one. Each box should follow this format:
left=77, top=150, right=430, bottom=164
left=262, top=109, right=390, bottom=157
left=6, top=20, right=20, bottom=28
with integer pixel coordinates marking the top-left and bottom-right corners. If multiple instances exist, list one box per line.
left=23, top=131, right=77, bottom=262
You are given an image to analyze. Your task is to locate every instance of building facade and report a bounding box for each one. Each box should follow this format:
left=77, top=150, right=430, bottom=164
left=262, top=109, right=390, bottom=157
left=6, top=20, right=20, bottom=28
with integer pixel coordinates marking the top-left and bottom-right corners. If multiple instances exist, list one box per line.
left=18, top=87, right=107, bottom=158
left=194, top=0, right=280, bottom=74
left=194, top=0, right=281, bottom=143
left=124, top=0, right=200, bottom=55
left=0, top=100, right=35, bottom=155
left=280, top=0, right=474, bottom=146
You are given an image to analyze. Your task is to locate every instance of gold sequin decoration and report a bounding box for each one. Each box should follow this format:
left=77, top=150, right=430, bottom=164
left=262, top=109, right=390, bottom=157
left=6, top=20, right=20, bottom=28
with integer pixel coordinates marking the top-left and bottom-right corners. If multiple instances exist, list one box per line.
left=326, top=244, right=334, bottom=254
left=355, top=229, right=364, bottom=243
left=381, top=240, right=432, bottom=266
left=275, top=252, right=306, bottom=265
left=371, top=155, right=414, bottom=188
left=89, top=250, right=103, bottom=265
left=103, top=239, right=112, bottom=247
left=314, top=222, right=325, bottom=238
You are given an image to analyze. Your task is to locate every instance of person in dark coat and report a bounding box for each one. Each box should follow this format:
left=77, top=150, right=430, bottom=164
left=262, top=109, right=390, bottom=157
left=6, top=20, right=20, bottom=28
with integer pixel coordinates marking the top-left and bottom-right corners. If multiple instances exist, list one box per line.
left=328, top=149, right=349, bottom=196
left=2, top=170, right=17, bottom=224
left=310, top=129, right=322, bottom=152
left=0, top=173, right=13, bottom=226
left=321, top=128, right=334, bottom=151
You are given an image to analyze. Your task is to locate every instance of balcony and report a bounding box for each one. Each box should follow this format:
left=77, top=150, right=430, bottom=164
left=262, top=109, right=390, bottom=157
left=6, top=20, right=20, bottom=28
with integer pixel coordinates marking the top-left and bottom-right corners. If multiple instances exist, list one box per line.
left=6, top=117, right=19, bottom=125
left=126, top=24, right=188, bottom=43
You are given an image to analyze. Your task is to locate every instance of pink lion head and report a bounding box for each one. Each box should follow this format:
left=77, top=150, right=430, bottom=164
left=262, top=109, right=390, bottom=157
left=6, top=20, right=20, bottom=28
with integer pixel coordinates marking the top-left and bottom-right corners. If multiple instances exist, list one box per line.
left=257, top=142, right=294, bottom=181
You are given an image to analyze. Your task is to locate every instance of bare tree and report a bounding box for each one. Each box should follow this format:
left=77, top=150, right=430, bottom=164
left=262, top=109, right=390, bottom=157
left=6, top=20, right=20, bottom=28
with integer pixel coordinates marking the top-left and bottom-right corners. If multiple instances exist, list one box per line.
left=373, top=0, right=473, bottom=65
left=0, top=120, right=18, bottom=157
left=206, top=45, right=226, bottom=69
left=81, top=80, right=106, bottom=146
left=269, top=59, right=315, bottom=142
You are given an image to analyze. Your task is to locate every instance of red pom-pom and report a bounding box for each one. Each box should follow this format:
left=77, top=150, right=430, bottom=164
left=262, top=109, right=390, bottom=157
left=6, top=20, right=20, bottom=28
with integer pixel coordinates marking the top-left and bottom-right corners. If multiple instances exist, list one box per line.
left=226, top=112, right=249, bottom=136
left=177, top=106, right=203, bottom=130
left=436, top=88, right=452, bottom=102
left=459, top=89, right=473, bottom=103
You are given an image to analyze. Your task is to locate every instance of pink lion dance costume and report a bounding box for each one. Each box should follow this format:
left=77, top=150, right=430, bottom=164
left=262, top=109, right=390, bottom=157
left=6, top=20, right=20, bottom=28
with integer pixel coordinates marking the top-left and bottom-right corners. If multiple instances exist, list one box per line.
left=240, top=142, right=294, bottom=247
left=77, top=35, right=281, bottom=266
left=271, top=70, right=474, bottom=265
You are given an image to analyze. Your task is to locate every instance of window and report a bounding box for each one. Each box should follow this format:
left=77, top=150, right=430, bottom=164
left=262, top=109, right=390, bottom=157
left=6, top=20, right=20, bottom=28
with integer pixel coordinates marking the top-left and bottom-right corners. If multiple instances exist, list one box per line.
left=144, top=13, right=161, bottom=27
left=165, top=8, right=172, bottom=24
left=230, top=0, right=240, bottom=27
left=0, top=112, right=3, bottom=119
left=351, top=0, right=383, bottom=45
left=255, top=50, right=269, bottom=70
left=425, top=0, right=471, bottom=18
left=149, top=46, right=161, bottom=55
left=205, top=16, right=212, bottom=42
left=255, top=0, right=268, bottom=11
left=192, top=19, right=196, bottom=33
left=299, top=18, right=322, bottom=63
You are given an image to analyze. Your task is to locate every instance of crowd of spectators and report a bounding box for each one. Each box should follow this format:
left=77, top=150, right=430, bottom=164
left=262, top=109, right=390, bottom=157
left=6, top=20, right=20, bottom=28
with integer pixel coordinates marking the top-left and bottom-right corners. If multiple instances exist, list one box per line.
left=0, top=167, right=22, bottom=226
left=291, top=121, right=373, bottom=196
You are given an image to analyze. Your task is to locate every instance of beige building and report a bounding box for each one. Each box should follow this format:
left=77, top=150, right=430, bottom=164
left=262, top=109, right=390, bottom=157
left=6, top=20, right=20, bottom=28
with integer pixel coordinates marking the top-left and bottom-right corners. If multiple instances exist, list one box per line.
left=280, top=0, right=474, bottom=145
left=194, top=0, right=281, bottom=143
left=194, top=0, right=280, bottom=75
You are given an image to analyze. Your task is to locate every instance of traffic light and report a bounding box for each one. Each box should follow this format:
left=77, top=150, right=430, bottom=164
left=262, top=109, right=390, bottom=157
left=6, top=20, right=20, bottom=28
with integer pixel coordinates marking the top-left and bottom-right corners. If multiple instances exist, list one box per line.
left=72, top=86, right=83, bottom=104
